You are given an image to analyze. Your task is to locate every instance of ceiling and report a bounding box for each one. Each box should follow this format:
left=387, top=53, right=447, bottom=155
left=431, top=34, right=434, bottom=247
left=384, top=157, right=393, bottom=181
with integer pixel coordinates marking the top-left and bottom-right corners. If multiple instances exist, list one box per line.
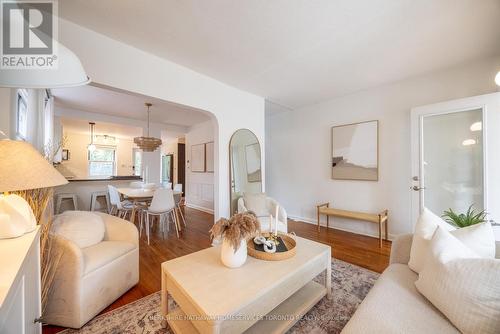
left=59, top=1, right=500, bottom=109
left=52, top=84, right=211, bottom=127
left=60, top=118, right=142, bottom=139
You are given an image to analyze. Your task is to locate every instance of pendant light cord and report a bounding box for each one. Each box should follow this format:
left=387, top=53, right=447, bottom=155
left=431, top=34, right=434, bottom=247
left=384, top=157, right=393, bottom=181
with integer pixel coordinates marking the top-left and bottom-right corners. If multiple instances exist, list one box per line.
left=89, top=122, right=95, bottom=144
left=147, top=104, right=150, bottom=137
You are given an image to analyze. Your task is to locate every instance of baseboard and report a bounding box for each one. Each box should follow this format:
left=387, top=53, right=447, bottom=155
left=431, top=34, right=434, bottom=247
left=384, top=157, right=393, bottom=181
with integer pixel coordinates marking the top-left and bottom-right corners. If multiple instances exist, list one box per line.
left=288, top=214, right=395, bottom=241
left=185, top=203, right=214, bottom=214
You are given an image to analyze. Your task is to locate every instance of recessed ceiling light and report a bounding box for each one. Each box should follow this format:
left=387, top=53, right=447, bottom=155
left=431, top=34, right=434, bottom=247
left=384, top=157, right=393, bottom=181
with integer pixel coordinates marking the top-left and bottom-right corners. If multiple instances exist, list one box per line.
left=462, top=139, right=476, bottom=146
left=470, top=122, right=482, bottom=132
left=496, top=71, right=500, bottom=86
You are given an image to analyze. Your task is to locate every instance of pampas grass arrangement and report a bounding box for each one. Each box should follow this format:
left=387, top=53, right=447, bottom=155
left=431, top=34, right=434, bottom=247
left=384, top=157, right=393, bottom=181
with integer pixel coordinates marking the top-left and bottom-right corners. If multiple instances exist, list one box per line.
left=210, top=211, right=261, bottom=252
left=14, top=188, right=63, bottom=316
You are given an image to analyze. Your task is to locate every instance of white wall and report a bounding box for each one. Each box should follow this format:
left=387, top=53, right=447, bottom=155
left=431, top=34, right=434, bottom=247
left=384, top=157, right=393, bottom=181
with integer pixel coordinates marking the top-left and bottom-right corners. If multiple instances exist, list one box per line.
left=266, top=56, right=500, bottom=238
left=0, top=88, right=11, bottom=137
left=58, top=19, right=266, bottom=220
left=185, top=121, right=215, bottom=213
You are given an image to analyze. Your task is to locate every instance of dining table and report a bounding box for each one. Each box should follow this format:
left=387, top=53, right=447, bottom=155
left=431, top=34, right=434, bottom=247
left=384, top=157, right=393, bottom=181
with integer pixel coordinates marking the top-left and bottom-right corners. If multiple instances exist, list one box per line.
left=116, top=187, right=183, bottom=227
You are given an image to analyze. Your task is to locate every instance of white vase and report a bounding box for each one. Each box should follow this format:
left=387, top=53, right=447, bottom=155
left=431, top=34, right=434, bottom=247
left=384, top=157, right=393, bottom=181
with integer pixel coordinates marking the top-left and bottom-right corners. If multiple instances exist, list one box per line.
left=220, top=238, right=247, bottom=268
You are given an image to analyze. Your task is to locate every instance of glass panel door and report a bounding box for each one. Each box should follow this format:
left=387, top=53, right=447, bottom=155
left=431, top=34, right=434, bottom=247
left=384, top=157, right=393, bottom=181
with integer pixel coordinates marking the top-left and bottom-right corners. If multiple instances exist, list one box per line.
left=161, top=154, right=173, bottom=185
left=420, top=108, right=484, bottom=217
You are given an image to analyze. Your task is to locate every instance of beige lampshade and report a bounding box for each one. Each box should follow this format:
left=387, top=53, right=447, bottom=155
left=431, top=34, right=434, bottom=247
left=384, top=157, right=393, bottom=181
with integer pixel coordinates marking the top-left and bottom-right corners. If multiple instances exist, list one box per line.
left=0, top=140, right=68, bottom=192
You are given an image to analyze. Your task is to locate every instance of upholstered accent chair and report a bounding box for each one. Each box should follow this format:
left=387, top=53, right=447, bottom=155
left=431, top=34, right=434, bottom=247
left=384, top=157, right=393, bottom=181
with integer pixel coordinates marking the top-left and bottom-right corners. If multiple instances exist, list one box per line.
left=237, top=193, right=288, bottom=233
left=44, top=211, right=139, bottom=328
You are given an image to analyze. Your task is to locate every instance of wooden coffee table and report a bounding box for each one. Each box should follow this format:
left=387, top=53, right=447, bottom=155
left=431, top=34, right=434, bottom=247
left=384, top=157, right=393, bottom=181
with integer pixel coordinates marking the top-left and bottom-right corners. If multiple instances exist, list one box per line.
left=161, top=236, right=331, bottom=334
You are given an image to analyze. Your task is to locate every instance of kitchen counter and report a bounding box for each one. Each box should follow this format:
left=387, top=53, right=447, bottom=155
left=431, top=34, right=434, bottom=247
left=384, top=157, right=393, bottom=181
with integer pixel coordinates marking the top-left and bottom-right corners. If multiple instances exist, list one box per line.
left=56, top=176, right=143, bottom=212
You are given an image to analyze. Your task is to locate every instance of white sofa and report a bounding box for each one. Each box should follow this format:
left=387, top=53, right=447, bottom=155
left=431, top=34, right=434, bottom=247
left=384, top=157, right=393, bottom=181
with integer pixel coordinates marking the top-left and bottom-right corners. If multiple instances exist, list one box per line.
left=342, top=234, right=500, bottom=333
left=237, top=196, right=288, bottom=233
left=44, top=212, right=139, bottom=328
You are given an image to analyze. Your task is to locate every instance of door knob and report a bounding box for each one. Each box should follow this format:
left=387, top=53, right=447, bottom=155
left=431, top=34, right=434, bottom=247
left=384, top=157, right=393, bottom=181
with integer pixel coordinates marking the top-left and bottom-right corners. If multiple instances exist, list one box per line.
left=411, top=186, right=425, bottom=191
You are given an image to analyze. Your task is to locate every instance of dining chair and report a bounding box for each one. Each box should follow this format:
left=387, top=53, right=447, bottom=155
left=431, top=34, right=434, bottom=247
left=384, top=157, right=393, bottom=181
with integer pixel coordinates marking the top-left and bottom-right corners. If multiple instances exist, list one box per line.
left=173, top=184, right=186, bottom=226
left=129, top=181, right=143, bottom=188
left=162, top=182, right=173, bottom=189
left=107, top=185, right=133, bottom=219
left=141, top=188, right=179, bottom=244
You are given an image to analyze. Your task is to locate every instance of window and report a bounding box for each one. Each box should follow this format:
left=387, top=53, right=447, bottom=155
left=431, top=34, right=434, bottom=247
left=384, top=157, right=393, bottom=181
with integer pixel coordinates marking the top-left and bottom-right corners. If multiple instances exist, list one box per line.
left=133, top=149, right=142, bottom=176
left=88, top=146, right=116, bottom=177
left=16, top=90, right=28, bottom=140
left=43, top=89, right=53, bottom=148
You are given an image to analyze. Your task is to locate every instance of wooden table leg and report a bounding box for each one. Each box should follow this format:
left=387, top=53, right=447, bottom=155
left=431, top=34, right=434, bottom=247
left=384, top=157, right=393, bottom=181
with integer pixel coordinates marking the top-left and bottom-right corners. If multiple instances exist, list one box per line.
left=317, top=209, right=321, bottom=232
left=326, top=254, right=332, bottom=299
left=378, top=219, right=382, bottom=248
left=161, top=270, right=168, bottom=327
left=175, top=207, right=182, bottom=232
left=385, top=218, right=388, bottom=241
left=130, top=201, right=137, bottom=225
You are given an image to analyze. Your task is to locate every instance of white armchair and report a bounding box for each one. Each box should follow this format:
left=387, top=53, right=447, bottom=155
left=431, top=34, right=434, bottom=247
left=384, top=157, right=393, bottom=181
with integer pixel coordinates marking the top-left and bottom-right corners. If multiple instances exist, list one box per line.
left=237, top=194, right=288, bottom=233
left=44, top=211, right=139, bottom=328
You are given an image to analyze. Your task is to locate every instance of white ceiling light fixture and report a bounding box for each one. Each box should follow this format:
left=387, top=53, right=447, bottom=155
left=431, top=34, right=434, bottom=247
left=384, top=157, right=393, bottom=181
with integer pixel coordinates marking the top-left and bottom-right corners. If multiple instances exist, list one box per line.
left=0, top=41, right=90, bottom=88
left=87, top=122, right=96, bottom=152
left=470, top=122, right=482, bottom=132
left=95, top=134, right=118, bottom=145
left=134, top=103, right=162, bottom=152
left=495, top=71, right=500, bottom=87
left=462, top=139, right=476, bottom=146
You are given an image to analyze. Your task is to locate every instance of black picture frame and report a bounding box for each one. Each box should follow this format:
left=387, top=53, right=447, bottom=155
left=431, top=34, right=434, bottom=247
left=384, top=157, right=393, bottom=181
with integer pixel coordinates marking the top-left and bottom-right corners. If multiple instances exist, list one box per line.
left=62, top=149, right=70, bottom=161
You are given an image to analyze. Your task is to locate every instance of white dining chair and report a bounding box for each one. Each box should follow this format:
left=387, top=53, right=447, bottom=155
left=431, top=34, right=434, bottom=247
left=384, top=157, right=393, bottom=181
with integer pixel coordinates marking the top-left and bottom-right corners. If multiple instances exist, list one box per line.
left=107, top=185, right=134, bottom=219
left=173, top=183, right=183, bottom=193
left=141, top=188, right=179, bottom=244
left=173, top=184, right=186, bottom=226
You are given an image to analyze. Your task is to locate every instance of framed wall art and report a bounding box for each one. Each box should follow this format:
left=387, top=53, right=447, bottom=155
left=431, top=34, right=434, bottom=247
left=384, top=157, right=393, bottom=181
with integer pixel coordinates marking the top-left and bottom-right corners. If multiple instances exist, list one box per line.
left=331, top=120, right=378, bottom=181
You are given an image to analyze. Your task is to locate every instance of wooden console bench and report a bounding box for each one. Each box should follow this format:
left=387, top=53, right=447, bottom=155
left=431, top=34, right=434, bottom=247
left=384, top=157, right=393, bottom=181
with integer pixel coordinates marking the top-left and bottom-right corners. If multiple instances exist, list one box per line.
left=316, top=203, right=388, bottom=247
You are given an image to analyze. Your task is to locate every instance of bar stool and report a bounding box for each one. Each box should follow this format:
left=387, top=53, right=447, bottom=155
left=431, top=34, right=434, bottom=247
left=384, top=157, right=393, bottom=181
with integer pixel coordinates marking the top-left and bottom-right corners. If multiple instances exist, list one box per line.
left=90, top=191, right=110, bottom=213
left=55, top=193, right=78, bottom=214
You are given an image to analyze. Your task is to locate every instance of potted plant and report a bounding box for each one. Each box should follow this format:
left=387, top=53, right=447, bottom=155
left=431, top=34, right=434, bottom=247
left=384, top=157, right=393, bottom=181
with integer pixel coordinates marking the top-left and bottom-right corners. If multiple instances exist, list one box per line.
left=442, top=205, right=487, bottom=228
left=210, top=211, right=261, bottom=268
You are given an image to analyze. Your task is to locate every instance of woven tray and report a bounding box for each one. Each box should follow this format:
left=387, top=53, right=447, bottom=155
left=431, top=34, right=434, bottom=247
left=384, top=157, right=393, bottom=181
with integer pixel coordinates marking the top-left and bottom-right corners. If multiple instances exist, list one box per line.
left=247, top=233, right=297, bottom=261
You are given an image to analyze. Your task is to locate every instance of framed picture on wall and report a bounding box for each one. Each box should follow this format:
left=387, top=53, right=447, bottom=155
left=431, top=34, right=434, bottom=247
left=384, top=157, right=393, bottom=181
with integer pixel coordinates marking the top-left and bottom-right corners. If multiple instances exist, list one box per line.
left=205, top=142, right=214, bottom=173
left=62, top=149, right=70, bottom=161
left=331, top=120, right=378, bottom=181
left=191, top=143, right=206, bottom=172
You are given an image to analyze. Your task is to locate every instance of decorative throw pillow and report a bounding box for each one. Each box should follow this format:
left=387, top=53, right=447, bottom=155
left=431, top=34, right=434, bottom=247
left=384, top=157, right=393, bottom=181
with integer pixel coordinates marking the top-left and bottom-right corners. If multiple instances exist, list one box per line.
left=408, top=208, right=495, bottom=273
left=243, top=193, right=268, bottom=217
left=451, top=221, right=496, bottom=258
left=415, top=227, right=500, bottom=334
left=52, top=211, right=105, bottom=248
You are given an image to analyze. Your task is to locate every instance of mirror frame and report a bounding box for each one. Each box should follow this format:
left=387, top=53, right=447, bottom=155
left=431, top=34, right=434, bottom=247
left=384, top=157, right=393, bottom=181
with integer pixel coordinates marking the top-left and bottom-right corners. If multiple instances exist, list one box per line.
left=229, top=128, right=262, bottom=216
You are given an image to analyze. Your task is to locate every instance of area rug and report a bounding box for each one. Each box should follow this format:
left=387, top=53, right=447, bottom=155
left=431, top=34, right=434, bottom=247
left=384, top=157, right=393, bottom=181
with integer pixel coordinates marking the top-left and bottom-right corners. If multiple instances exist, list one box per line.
left=59, top=259, right=379, bottom=334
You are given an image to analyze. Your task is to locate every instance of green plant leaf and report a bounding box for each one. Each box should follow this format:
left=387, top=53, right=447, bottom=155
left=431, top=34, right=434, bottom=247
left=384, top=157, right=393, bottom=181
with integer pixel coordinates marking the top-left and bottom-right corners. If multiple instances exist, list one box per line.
left=442, top=205, right=487, bottom=228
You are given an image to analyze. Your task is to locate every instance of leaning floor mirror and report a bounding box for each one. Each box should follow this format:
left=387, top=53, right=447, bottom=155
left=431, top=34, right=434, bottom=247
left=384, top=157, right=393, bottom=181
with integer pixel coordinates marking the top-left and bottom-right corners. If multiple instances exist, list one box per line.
left=229, top=129, right=262, bottom=215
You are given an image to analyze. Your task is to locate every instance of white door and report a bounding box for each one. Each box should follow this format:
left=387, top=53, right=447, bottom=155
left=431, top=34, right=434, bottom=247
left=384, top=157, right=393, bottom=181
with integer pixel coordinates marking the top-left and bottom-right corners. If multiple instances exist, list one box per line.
left=410, top=93, right=500, bottom=239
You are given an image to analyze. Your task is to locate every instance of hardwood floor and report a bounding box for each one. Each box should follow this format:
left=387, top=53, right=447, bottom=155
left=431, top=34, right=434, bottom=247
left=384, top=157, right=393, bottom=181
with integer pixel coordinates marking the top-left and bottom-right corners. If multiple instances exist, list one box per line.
left=43, top=207, right=390, bottom=333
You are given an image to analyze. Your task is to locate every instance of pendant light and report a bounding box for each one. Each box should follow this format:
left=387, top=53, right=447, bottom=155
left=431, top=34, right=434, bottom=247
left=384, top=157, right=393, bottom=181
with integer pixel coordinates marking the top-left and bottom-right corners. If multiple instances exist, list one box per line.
left=134, top=103, right=162, bottom=152
left=87, top=122, right=96, bottom=152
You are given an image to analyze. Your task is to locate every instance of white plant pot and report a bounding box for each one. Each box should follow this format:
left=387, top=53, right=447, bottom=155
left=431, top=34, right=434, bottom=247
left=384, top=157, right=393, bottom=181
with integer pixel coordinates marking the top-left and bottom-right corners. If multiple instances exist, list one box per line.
left=221, top=238, right=247, bottom=268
